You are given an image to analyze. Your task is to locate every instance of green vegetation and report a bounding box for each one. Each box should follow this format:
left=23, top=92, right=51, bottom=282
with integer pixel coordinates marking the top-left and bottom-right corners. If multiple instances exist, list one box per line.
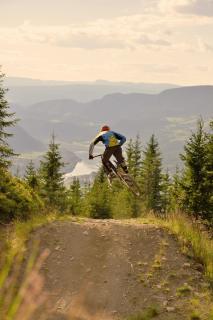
left=0, top=70, right=42, bottom=223
left=0, top=165, right=43, bottom=222
left=85, top=168, right=112, bottom=219
left=67, top=178, right=82, bottom=215
left=39, top=134, right=66, bottom=210
left=176, top=284, right=192, bottom=296
left=126, top=135, right=142, bottom=179
left=141, top=134, right=162, bottom=212
left=24, top=160, right=39, bottom=190
left=190, top=313, right=201, bottom=320
left=0, top=71, right=17, bottom=168
left=126, top=306, right=159, bottom=320
left=180, top=119, right=213, bottom=220
left=138, top=212, right=213, bottom=283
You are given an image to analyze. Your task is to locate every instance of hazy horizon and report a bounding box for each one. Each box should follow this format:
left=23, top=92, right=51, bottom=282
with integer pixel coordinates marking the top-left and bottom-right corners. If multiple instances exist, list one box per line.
left=5, top=75, right=180, bottom=85
left=3, top=74, right=213, bottom=88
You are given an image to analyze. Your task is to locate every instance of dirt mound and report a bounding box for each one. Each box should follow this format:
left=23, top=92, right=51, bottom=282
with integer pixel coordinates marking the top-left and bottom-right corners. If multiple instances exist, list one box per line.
left=31, top=219, right=210, bottom=320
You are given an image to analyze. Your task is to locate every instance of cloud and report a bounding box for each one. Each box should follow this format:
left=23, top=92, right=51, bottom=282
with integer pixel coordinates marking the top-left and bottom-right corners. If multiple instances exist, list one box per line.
left=142, top=63, right=179, bottom=73
left=49, top=32, right=129, bottom=50
left=6, top=18, right=173, bottom=50
left=177, top=0, right=213, bottom=16
left=197, top=65, right=209, bottom=71
left=197, top=39, right=213, bottom=52
left=158, top=0, right=213, bottom=16
left=136, top=35, right=171, bottom=46
left=0, top=11, right=212, bottom=53
left=17, top=25, right=129, bottom=49
left=0, top=0, right=152, bottom=26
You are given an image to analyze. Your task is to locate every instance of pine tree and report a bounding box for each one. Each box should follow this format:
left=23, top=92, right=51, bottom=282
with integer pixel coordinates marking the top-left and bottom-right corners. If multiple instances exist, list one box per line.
left=169, top=167, right=184, bottom=212
left=126, top=135, right=142, bottom=178
left=206, top=121, right=213, bottom=210
left=161, top=170, right=171, bottom=214
left=68, top=178, right=82, bottom=215
left=126, top=138, right=134, bottom=176
left=180, top=119, right=211, bottom=219
left=85, top=167, right=112, bottom=219
left=0, top=70, right=17, bottom=168
left=24, top=160, right=39, bottom=190
left=132, top=135, right=142, bottom=178
left=141, top=134, right=162, bottom=212
left=40, top=134, right=65, bottom=208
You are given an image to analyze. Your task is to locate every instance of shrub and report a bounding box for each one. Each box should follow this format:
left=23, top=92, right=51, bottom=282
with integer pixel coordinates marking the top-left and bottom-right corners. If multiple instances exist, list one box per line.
left=0, top=168, right=43, bottom=222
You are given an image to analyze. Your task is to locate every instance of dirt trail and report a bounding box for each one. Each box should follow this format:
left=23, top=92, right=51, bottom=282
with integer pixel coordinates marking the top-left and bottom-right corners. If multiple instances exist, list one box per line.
left=31, top=219, right=210, bottom=320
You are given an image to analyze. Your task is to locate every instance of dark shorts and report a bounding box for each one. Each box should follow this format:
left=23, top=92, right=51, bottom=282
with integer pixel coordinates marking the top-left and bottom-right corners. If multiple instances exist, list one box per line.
left=102, top=145, right=125, bottom=170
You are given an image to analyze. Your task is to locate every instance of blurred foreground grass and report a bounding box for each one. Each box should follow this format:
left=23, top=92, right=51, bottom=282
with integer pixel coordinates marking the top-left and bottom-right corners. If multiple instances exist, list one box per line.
left=0, top=212, right=84, bottom=320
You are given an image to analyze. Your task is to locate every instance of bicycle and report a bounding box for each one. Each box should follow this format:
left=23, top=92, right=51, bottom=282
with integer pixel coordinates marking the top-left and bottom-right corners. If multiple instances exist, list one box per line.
left=93, top=154, right=142, bottom=198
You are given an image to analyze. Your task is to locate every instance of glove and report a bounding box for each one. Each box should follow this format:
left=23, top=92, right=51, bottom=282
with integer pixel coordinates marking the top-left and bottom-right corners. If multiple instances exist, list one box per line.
left=89, top=155, right=94, bottom=160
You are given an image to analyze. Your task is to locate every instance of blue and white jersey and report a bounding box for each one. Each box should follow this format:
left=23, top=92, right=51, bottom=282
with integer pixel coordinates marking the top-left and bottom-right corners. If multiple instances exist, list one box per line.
left=89, top=130, right=126, bottom=156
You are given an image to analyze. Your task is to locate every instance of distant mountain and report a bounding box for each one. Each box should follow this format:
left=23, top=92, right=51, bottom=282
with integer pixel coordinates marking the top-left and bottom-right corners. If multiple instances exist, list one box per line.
left=64, top=172, right=96, bottom=187
left=10, top=85, right=213, bottom=171
left=7, top=124, right=80, bottom=176
left=8, top=125, right=45, bottom=153
left=5, top=77, right=179, bottom=105
left=13, top=85, right=212, bottom=137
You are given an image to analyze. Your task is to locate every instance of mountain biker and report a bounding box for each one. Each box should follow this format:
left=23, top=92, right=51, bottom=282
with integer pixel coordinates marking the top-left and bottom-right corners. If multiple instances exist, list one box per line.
left=89, top=125, right=128, bottom=181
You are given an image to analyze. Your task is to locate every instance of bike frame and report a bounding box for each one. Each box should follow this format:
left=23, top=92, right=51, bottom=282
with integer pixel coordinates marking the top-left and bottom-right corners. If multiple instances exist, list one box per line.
left=92, top=154, right=141, bottom=198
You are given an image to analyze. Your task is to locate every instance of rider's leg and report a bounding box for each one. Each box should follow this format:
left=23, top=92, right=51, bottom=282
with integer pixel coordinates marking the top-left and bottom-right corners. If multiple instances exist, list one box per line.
left=102, top=147, right=114, bottom=174
left=113, top=146, right=129, bottom=173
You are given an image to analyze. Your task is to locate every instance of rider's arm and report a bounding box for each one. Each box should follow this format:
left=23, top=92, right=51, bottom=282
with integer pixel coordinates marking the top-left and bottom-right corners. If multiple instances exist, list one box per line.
left=89, top=135, right=103, bottom=157
left=113, top=132, right=126, bottom=146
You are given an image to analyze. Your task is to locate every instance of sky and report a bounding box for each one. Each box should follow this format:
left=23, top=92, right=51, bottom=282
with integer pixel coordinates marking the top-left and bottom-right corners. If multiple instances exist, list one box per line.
left=0, top=0, right=213, bottom=84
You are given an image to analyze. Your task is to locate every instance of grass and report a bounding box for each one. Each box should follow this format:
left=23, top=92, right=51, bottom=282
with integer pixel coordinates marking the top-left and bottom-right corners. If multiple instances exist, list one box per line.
left=176, top=284, right=192, bottom=297
left=134, top=212, right=213, bottom=319
left=137, top=212, right=213, bottom=284
left=126, top=306, right=159, bottom=320
left=0, top=247, right=49, bottom=320
left=137, top=239, right=167, bottom=288
left=190, top=312, right=201, bottom=320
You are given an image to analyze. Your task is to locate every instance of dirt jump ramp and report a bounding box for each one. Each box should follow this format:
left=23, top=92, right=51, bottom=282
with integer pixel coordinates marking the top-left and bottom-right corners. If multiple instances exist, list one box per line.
left=31, top=219, right=210, bottom=320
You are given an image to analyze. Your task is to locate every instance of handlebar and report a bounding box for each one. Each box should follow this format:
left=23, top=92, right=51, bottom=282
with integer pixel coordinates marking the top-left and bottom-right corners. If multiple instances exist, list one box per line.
left=92, top=154, right=103, bottom=158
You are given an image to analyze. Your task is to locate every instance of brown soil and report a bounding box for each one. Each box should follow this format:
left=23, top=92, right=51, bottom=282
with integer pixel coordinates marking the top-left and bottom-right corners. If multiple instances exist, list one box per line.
left=31, top=219, right=211, bottom=320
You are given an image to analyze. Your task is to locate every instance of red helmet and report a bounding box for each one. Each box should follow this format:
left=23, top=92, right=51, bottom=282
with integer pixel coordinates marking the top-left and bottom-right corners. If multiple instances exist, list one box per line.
left=101, top=125, right=110, bottom=131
